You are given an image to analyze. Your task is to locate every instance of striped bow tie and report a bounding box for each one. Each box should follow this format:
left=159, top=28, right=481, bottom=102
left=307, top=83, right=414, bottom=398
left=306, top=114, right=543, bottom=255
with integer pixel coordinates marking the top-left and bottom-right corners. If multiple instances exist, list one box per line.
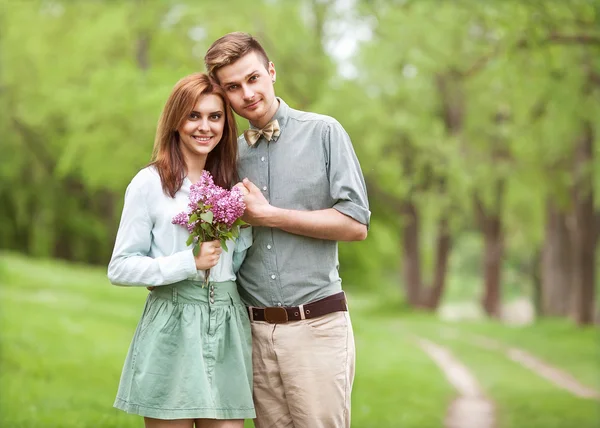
left=243, top=119, right=280, bottom=146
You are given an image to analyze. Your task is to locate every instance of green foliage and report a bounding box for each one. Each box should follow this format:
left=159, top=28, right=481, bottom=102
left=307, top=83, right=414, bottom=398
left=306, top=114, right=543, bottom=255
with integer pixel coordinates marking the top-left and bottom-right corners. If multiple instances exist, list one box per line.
left=0, top=0, right=598, bottom=302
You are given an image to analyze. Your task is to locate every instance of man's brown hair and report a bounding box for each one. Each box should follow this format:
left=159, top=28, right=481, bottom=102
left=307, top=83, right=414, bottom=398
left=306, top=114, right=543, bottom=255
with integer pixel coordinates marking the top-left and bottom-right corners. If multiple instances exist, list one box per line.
left=204, top=32, right=270, bottom=81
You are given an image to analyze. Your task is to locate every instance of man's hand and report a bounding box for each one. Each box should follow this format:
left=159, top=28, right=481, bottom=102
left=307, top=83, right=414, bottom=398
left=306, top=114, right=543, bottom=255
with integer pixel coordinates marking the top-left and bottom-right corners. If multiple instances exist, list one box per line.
left=238, top=178, right=275, bottom=227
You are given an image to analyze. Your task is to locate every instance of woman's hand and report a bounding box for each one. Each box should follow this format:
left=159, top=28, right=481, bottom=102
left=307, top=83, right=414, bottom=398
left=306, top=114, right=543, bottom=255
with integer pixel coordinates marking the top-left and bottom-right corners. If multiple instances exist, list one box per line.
left=194, top=240, right=222, bottom=270
left=146, top=240, right=222, bottom=291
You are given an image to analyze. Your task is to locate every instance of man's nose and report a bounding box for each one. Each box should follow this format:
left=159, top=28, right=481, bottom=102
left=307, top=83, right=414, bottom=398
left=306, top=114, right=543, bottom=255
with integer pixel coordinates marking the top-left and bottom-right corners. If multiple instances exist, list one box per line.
left=242, top=84, right=254, bottom=100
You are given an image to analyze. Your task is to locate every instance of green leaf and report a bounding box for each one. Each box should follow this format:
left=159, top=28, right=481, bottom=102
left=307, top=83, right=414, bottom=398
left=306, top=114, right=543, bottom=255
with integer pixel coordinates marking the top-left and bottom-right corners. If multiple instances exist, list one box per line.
left=232, top=218, right=247, bottom=228
left=193, top=244, right=200, bottom=257
left=189, top=213, right=198, bottom=222
left=186, top=235, right=194, bottom=247
left=200, top=211, right=214, bottom=224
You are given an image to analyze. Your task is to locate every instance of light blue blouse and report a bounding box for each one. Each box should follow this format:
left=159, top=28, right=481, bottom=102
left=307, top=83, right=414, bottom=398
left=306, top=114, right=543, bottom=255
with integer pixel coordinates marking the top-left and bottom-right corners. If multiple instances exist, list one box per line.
left=107, top=167, right=252, bottom=287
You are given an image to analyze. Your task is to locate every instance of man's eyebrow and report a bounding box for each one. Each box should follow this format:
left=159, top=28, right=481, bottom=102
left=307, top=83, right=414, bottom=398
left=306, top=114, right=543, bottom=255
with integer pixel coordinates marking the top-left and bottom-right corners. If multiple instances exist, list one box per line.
left=222, top=71, right=259, bottom=87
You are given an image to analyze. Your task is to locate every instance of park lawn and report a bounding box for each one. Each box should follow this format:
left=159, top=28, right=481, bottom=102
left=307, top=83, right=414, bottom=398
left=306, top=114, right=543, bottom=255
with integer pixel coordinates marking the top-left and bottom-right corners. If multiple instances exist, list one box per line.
left=2, top=252, right=597, bottom=428
left=448, top=318, right=600, bottom=390
left=430, top=333, right=600, bottom=428
left=391, top=315, right=600, bottom=428
left=0, top=253, right=450, bottom=428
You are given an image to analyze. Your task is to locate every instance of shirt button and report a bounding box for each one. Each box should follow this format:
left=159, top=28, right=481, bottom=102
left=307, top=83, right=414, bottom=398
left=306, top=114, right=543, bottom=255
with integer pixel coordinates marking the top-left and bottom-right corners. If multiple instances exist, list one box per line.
left=270, top=274, right=276, bottom=280
left=267, top=244, right=272, bottom=250
left=261, top=156, right=265, bottom=162
left=277, top=302, right=282, bottom=307
left=262, top=186, right=267, bottom=191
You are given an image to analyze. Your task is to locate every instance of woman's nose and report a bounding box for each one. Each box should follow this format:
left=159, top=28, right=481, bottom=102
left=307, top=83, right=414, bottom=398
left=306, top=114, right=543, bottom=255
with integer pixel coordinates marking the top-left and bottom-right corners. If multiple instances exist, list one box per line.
left=197, top=118, right=210, bottom=131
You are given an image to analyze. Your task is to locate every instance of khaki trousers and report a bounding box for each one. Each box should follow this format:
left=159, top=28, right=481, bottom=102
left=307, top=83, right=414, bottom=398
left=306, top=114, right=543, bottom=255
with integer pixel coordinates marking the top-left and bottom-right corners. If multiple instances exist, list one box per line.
left=250, top=311, right=355, bottom=428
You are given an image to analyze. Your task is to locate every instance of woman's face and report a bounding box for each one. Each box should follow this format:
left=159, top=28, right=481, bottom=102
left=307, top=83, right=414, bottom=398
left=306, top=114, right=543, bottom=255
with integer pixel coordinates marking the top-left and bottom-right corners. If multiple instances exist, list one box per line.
left=177, top=94, right=225, bottom=162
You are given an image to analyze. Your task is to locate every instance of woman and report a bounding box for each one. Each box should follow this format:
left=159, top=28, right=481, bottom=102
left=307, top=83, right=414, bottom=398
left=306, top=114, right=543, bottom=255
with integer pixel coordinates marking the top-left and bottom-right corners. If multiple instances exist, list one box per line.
left=108, top=73, right=254, bottom=428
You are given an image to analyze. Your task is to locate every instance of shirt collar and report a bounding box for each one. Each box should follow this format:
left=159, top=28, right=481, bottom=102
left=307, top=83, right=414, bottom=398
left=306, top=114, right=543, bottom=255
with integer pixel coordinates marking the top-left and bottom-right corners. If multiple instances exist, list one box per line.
left=247, top=97, right=289, bottom=145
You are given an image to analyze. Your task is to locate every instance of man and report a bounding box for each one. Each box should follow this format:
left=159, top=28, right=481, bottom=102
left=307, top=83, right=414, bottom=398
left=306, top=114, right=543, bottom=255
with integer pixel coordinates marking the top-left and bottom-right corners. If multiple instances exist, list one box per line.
left=205, top=32, right=370, bottom=428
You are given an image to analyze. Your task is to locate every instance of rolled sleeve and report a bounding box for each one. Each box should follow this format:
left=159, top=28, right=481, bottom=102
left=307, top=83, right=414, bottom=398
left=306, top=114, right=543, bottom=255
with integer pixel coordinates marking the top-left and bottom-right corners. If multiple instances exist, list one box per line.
left=326, top=121, right=371, bottom=227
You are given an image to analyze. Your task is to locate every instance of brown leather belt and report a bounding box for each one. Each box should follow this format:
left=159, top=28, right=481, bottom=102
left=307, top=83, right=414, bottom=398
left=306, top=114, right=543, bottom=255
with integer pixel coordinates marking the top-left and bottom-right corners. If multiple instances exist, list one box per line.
left=248, top=291, right=347, bottom=324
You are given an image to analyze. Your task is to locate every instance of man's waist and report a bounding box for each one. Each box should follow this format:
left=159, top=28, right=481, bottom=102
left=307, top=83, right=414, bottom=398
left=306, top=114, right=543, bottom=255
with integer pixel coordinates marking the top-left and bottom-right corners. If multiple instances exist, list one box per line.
left=248, top=291, right=347, bottom=324
left=238, top=279, right=342, bottom=308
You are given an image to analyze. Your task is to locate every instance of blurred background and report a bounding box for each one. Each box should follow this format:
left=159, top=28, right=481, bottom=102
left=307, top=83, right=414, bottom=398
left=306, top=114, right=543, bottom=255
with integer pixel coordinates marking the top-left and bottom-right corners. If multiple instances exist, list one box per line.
left=1, top=0, right=599, bottom=427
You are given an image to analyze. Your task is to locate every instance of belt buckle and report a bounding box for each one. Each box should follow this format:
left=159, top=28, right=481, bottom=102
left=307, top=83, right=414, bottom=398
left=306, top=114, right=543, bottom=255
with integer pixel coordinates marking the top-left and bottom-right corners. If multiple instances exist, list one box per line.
left=264, top=307, right=288, bottom=323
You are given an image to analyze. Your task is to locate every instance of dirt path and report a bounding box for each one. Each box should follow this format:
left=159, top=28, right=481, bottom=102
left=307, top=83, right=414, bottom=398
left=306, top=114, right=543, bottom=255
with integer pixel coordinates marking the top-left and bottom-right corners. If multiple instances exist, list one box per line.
left=417, top=338, right=495, bottom=428
left=467, top=334, right=600, bottom=400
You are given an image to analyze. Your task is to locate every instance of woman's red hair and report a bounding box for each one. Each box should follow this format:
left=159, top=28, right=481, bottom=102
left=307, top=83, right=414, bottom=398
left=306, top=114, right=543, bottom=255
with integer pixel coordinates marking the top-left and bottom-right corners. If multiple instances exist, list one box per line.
left=150, top=73, right=238, bottom=197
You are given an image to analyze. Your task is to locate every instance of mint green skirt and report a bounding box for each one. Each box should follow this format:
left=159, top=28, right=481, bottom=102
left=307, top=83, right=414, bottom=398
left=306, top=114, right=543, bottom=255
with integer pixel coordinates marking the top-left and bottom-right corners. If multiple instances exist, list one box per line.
left=114, top=280, right=255, bottom=420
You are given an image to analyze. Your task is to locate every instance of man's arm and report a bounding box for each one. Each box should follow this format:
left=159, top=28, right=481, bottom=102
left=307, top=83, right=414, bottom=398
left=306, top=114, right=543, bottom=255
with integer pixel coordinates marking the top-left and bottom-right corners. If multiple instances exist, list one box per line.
left=237, top=179, right=367, bottom=241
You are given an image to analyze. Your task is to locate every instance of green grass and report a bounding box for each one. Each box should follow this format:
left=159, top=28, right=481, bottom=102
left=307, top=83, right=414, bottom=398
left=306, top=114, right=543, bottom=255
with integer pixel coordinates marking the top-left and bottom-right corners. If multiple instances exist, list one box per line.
left=1, top=252, right=598, bottom=428
left=430, top=333, right=600, bottom=428
left=448, top=319, right=600, bottom=389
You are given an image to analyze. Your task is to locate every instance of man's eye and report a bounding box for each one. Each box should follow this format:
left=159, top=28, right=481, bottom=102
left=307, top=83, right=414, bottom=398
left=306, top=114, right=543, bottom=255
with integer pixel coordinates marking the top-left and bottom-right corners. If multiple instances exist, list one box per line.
left=227, top=85, right=238, bottom=91
left=249, top=75, right=258, bottom=81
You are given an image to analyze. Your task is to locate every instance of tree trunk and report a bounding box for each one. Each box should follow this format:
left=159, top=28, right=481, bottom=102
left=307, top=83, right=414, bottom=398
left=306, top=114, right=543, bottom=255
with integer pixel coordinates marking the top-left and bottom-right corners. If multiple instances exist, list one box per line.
left=475, top=180, right=505, bottom=318
left=569, top=123, right=595, bottom=325
left=401, top=201, right=452, bottom=310
left=481, top=213, right=503, bottom=317
left=540, top=202, right=573, bottom=316
left=423, top=217, right=452, bottom=309
left=402, top=201, right=422, bottom=307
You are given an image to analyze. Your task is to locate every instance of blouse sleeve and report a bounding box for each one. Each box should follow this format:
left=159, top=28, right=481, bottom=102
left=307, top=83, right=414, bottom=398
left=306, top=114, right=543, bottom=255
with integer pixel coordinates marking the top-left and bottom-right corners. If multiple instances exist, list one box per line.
left=232, top=226, right=253, bottom=274
left=107, top=177, right=197, bottom=287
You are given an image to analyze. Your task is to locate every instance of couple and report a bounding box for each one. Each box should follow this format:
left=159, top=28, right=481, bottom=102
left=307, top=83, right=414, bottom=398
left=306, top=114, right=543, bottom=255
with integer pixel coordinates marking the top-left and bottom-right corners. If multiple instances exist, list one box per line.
left=107, top=32, right=370, bottom=428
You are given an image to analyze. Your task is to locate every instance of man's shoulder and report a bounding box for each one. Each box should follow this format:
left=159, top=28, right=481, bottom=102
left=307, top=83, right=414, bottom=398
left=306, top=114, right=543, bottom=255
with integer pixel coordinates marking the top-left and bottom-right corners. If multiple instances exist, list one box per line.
left=287, top=105, right=339, bottom=127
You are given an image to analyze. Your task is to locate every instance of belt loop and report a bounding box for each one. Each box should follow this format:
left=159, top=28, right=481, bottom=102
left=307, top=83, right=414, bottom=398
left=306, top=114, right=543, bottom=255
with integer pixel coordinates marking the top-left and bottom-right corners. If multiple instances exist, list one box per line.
left=172, top=287, right=178, bottom=304
left=298, top=304, right=306, bottom=320
left=248, top=306, right=254, bottom=321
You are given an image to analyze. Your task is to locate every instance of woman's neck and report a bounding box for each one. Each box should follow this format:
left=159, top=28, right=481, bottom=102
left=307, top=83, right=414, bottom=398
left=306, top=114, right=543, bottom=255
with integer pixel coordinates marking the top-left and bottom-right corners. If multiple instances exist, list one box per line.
left=185, top=155, right=207, bottom=184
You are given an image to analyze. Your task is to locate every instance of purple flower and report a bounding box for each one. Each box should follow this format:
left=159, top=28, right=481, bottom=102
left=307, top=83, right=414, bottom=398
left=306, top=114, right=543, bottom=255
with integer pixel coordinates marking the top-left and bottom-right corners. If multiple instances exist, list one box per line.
left=172, top=211, right=189, bottom=227
left=172, top=170, right=246, bottom=242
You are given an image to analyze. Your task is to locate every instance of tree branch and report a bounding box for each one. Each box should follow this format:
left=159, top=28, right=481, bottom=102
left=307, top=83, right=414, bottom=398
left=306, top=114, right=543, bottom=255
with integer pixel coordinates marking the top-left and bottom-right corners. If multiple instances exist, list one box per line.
left=11, top=118, right=56, bottom=174
left=546, top=32, right=600, bottom=46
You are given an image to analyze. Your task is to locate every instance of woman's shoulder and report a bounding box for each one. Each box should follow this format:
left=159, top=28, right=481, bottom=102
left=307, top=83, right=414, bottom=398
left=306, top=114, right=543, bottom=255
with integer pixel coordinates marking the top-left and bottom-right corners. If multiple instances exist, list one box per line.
left=127, top=165, right=161, bottom=194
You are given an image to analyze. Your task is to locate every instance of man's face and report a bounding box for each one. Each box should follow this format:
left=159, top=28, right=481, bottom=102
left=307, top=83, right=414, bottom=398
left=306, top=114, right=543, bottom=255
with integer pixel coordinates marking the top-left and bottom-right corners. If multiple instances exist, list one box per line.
left=216, top=51, right=278, bottom=128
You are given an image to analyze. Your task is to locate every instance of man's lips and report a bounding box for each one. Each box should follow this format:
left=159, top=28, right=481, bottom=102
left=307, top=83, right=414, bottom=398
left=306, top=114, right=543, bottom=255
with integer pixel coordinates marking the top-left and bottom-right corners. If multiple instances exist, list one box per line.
left=245, top=99, right=261, bottom=110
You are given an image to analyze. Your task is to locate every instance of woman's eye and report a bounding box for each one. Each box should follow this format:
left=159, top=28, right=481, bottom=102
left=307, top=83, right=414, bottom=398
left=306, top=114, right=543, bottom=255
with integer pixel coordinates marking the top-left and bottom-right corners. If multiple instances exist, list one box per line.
left=210, top=114, right=222, bottom=120
left=189, top=113, right=199, bottom=119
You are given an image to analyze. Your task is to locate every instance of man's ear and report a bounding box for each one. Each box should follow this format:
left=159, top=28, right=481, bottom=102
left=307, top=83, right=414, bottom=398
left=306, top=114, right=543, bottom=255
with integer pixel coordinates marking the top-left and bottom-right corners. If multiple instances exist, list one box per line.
left=268, top=62, right=276, bottom=83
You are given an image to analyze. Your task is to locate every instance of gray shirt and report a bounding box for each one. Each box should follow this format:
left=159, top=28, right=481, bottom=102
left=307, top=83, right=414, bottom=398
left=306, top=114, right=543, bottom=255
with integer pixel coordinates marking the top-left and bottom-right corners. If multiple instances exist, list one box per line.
left=236, top=98, right=370, bottom=307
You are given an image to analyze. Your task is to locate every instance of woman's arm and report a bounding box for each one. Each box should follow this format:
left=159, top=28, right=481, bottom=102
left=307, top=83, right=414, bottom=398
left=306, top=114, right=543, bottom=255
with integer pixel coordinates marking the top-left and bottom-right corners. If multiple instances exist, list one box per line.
left=107, top=178, right=197, bottom=287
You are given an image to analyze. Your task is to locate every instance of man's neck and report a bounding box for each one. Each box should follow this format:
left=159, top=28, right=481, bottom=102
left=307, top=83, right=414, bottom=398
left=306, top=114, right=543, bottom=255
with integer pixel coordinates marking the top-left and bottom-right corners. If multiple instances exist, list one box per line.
left=251, top=98, right=280, bottom=129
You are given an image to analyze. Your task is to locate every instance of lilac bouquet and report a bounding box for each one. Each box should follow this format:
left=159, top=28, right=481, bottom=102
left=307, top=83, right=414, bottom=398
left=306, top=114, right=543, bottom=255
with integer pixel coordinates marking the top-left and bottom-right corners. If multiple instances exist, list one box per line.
left=172, top=170, right=246, bottom=285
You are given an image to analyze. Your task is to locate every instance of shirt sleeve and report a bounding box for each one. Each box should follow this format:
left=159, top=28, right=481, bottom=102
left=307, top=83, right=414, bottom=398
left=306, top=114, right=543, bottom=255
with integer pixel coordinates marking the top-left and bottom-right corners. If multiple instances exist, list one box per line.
left=107, top=177, right=197, bottom=287
left=232, top=226, right=253, bottom=274
left=325, top=121, right=371, bottom=227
